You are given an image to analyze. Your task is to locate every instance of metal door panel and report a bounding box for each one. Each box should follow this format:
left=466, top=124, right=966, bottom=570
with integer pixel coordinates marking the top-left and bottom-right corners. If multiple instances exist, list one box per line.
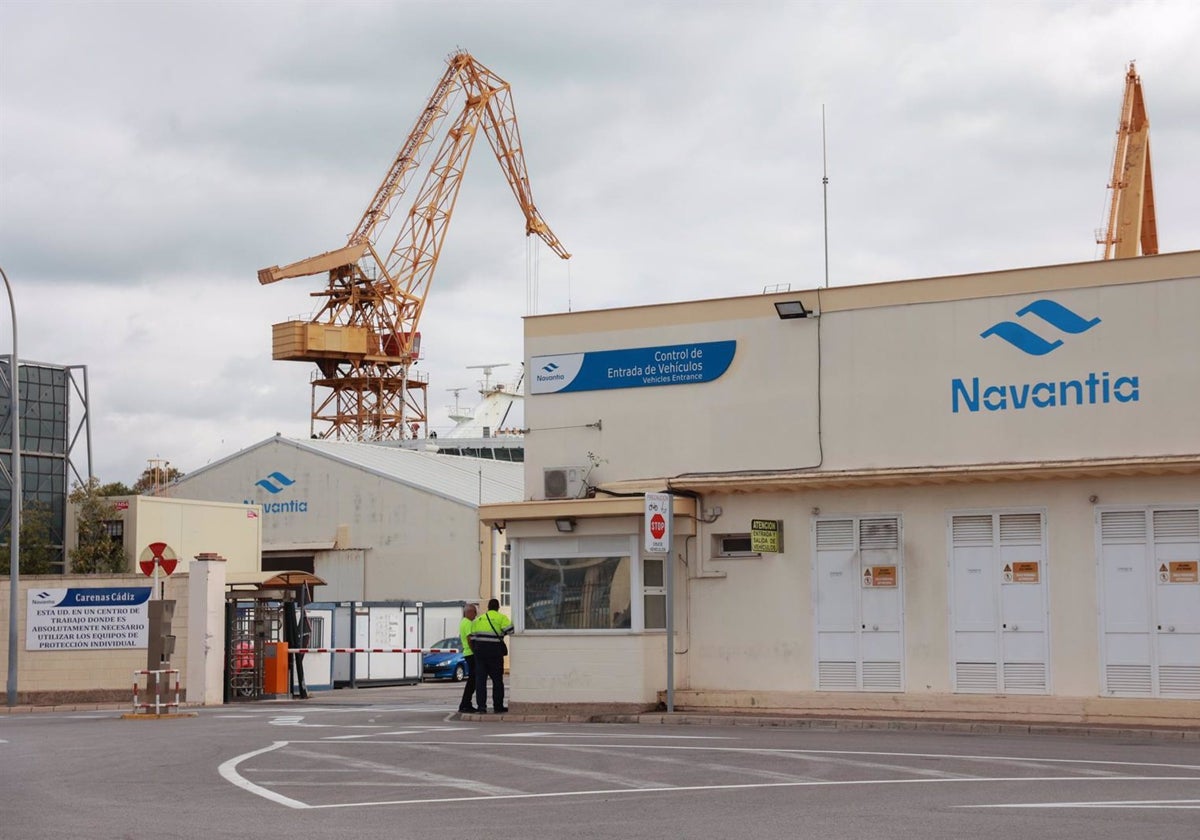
left=1102, top=544, right=1150, bottom=633
left=952, top=546, right=996, bottom=631
left=816, top=549, right=857, bottom=630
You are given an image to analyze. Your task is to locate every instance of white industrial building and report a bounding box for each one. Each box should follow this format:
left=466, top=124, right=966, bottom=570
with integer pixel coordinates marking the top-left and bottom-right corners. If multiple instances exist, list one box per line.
left=163, top=435, right=523, bottom=604
left=481, top=250, right=1200, bottom=727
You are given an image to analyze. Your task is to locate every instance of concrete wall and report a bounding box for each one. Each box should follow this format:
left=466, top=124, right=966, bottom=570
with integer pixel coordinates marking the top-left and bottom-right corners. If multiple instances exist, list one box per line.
left=511, top=633, right=667, bottom=706
left=0, top=573, right=190, bottom=705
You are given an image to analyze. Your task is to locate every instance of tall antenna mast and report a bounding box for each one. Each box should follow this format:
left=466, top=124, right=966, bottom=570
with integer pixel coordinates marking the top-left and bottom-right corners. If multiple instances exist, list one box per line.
left=822, top=104, right=830, bottom=288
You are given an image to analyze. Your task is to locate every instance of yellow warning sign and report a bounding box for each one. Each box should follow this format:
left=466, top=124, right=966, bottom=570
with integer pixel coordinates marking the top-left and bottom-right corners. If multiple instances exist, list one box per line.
left=750, top=519, right=783, bottom=553
left=1165, top=561, right=1198, bottom=584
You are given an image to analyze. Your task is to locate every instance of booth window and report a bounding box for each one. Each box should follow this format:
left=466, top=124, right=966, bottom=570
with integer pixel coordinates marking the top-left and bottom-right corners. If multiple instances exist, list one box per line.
left=713, top=533, right=760, bottom=558
left=643, top=557, right=666, bottom=629
left=499, top=543, right=512, bottom=607
left=523, top=555, right=632, bottom=630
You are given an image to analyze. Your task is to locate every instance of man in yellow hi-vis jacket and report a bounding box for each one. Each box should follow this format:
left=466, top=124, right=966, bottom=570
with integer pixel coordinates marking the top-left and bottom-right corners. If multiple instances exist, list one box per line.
left=470, top=598, right=513, bottom=713
left=457, top=603, right=478, bottom=713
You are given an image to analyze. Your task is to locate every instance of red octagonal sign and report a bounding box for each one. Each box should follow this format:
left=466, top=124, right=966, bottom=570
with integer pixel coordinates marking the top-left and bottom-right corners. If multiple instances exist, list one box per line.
left=649, top=513, right=666, bottom=540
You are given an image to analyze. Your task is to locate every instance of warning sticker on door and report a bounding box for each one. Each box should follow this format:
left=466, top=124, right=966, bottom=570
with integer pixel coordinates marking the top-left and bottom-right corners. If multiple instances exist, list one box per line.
left=1002, top=562, right=1040, bottom=584
left=1160, top=561, right=1198, bottom=584
left=862, top=565, right=897, bottom=587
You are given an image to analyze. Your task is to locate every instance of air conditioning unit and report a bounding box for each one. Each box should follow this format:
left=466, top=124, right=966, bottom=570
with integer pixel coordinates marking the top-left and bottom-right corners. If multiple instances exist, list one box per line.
left=543, top=466, right=587, bottom=500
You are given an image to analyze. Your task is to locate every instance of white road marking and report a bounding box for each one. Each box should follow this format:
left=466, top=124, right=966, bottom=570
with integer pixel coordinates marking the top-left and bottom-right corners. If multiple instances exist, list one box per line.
left=270, top=715, right=383, bottom=729
left=223, top=738, right=1200, bottom=810
left=325, top=726, right=473, bottom=740
left=405, top=741, right=675, bottom=790
left=217, top=741, right=310, bottom=809
left=284, top=746, right=522, bottom=798
left=561, top=744, right=819, bottom=785
left=490, top=732, right=732, bottom=740
left=756, top=749, right=973, bottom=780
left=298, top=775, right=1200, bottom=810
left=244, top=768, right=360, bottom=773
left=293, top=740, right=1200, bottom=775
left=961, top=799, right=1200, bottom=810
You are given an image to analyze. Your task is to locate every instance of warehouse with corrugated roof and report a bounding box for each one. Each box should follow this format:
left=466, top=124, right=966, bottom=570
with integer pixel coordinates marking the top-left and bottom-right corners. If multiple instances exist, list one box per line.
left=162, top=434, right=523, bottom=604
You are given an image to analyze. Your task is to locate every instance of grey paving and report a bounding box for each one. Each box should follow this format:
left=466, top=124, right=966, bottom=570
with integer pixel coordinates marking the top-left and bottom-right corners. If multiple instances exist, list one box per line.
left=2, top=682, right=1197, bottom=840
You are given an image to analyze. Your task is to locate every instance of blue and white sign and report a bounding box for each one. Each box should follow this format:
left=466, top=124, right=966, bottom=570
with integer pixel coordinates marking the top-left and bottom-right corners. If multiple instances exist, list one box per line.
left=532, top=340, right=737, bottom=394
left=26, top=587, right=151, bottom=651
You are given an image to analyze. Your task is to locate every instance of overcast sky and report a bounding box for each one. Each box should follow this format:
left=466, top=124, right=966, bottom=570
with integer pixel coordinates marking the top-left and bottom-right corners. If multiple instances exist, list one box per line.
left=1, top=0, right=1197, bottom=486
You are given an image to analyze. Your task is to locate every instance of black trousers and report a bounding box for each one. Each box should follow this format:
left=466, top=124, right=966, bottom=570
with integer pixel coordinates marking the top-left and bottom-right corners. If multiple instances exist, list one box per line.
left=459, top=654, right=476, bottom=710
left=474, top=644, right=506, bottom=711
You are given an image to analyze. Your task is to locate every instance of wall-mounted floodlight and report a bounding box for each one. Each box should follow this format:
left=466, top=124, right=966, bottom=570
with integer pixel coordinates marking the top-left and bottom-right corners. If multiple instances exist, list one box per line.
left=555, top=518, right=576, bottom=533
left=774, top=300, right=812, bottom=319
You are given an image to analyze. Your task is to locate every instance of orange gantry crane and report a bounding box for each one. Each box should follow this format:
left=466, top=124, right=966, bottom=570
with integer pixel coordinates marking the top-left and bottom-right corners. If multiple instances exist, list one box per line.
left=1097, top=62, right=1158, bottom=260
left=258, top=51, right=569, bottom=440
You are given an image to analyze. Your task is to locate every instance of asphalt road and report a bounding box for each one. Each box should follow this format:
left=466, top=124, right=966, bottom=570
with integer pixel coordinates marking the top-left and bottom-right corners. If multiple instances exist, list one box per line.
left=2, top=682, right=1197, bottom=840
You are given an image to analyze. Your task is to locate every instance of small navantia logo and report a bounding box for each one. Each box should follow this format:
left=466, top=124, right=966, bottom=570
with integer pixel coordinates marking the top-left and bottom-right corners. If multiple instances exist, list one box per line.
left=981, top=299, right=1101, bottom=355
left=255, top=471, right=295, bottom=494
left=32, top=591, right=56, bottom=604
left=541, top=362, right=559, bottom=374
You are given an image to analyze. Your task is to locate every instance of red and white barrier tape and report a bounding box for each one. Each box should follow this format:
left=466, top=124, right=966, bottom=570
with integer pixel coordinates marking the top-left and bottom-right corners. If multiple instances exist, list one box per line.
left=289, top=647, right=459, bottom=654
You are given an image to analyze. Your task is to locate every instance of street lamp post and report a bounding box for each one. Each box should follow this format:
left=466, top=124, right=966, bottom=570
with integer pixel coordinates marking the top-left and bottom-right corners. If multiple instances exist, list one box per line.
left=2, top=264, right=20, bottom=708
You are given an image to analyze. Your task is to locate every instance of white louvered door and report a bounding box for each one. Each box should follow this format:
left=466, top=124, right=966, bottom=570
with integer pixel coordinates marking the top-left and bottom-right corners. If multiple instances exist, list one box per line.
left=1100, top=507, right=1200, bottom=698
left=950, top=511, right=1049, bottom=694
left=1099, top=510, right=1153, bottom=694
left=814, top=517, right=903, bottom=692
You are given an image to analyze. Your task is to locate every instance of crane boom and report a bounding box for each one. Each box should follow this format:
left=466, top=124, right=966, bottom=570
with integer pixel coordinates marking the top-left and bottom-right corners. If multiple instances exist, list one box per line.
left=258, top=51, right=569, bottom=441
left=1097, top=62, right=1158, bottom=260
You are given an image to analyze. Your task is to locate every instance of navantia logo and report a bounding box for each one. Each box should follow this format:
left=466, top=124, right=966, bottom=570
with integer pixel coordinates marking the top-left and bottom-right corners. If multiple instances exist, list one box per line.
left=255, top=471, right=295, bottom=494
left=245, top=470, right=309, bottom=514
left=981, top=299, right=1101, bottom=355
left=541, top=362, right=559, bottom=374
left=952, top=297, right=1140, bottom=414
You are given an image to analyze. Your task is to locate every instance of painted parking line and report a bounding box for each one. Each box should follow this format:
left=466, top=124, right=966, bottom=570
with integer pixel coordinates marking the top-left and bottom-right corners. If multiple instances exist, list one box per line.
left=960, top=798, right=1200, bottom=810
left=325, top=727, right=473, bottom=740
left=218, top=742, right=310, bottom=809
left=280, top=774, right=1200, bottom=810
left=284, top=745, right=523, bottom=797
left=489, top=731, right=733, bottom=740
left=270, top=715, right=386, bottom=729
left=222, top=739, right=1200, bottom=810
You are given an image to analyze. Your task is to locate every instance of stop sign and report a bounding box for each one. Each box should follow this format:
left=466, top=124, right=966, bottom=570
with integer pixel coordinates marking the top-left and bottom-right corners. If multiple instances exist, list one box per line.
left=649, top=513, right=666, bottom=540
left=645, top=492, right=672, bottom=553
